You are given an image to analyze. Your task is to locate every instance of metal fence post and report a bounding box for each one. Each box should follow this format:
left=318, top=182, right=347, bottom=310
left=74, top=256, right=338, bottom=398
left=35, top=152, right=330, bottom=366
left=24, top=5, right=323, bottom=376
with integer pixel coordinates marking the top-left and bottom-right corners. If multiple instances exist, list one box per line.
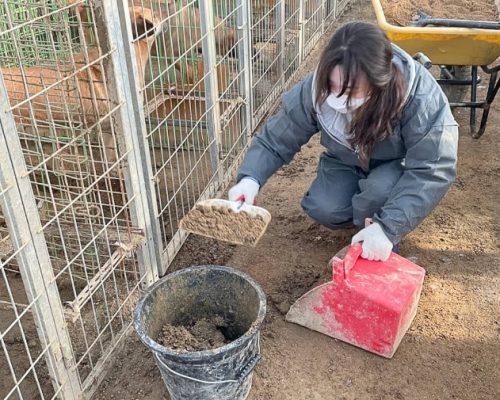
left=321, top=0, right=327, bottom=32
left=0, top=78, right=81, bottom=399
left=276, top=0, right=286, bottom=89
left=94, top=0, right=164, bottom=285
left=299, top=0, right=305, bottom=64
left=330, top=0, right=338, bottom=20
left=198, top=0, right=223, bottom=181
left=237, top=0, right=253, bottom=141
left=245, top=0, right=256, bottom=130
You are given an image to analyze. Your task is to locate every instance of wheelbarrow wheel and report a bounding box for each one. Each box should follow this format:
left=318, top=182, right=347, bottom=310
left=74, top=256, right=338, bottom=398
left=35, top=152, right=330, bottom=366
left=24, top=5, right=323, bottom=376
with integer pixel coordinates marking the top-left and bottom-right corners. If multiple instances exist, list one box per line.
left=439, top=65, right=471, bottom=103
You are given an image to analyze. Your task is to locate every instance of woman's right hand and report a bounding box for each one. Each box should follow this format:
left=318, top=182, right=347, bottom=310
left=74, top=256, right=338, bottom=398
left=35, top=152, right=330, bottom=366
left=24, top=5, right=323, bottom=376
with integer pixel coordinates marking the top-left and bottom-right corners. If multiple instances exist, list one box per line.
left=351, top=222, right=393, bottom=261
left=228, top=177, right=260, bottom=205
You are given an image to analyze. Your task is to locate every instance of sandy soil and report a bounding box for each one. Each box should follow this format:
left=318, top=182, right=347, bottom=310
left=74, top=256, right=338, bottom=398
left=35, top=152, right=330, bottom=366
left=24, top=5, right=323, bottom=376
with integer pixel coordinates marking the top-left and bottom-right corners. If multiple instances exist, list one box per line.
left=382, top=0, right=499, bottom=25
left=180, top=203, right=268, bottom=246
left=156, top=316, right=229, bottom=352
left=93, top=1, right=500, bottom=399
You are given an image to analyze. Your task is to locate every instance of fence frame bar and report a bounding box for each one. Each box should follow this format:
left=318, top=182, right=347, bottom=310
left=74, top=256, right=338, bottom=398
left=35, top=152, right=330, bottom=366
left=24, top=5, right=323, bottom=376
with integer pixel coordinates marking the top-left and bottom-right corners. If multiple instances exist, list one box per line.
left=198, top=0, right=223, bottom=179
left=95, top=0, right=164, bottom=283
left=0, top=76, right=82, bottom=399
left=236, top=0, right=254, bottom=140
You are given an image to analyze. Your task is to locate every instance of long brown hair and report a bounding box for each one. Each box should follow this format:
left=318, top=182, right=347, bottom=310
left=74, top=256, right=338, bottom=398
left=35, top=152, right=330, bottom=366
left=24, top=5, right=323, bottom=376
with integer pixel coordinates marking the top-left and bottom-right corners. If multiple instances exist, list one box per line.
left=315, top=22, right=407, bottom=165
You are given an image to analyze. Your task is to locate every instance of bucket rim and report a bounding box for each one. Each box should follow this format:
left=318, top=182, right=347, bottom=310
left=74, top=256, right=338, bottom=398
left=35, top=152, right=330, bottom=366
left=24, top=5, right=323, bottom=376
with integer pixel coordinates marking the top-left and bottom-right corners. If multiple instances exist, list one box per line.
left=133, top=264, right=267, bottom=361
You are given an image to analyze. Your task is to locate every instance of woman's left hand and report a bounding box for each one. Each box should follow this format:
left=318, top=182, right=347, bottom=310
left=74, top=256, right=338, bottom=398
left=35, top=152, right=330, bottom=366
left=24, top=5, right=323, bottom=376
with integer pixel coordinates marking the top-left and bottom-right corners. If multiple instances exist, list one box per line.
left=351, top=222, right=393, bottom=261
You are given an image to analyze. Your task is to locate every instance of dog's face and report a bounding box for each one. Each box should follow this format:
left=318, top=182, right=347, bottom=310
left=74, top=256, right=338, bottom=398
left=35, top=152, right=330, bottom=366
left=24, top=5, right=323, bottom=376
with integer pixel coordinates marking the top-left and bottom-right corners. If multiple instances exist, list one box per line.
left=72, top=4, right=160, bottom=44
left=129, top=6, right=160, bottom=42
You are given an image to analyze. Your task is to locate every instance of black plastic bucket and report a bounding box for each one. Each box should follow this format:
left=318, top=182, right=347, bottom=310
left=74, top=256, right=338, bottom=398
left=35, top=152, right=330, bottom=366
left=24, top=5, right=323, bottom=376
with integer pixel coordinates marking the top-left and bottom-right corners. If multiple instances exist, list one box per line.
left=133, top=265, right=266, bottom=400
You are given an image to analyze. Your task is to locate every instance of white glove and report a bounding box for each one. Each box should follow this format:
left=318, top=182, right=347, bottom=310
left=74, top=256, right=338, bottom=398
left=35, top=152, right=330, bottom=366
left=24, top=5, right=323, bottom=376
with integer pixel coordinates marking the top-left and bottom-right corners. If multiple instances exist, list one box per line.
left=228, top=177, right=260, bottom=205
left=351, top=222, right=393, bottom=261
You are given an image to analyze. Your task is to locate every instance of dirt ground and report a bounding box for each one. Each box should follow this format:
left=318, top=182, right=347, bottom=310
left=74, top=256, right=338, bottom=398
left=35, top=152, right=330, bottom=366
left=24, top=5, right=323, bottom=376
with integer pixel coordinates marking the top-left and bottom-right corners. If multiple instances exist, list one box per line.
left=93, top=1, right=500, bottom=399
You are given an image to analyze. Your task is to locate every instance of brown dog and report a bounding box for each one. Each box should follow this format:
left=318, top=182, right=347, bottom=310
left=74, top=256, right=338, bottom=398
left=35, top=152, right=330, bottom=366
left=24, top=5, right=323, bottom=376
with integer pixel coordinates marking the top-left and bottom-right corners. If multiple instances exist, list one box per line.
left=134, top=0, right=236, bottom=88
left=138, top=0, right=236, bottom=56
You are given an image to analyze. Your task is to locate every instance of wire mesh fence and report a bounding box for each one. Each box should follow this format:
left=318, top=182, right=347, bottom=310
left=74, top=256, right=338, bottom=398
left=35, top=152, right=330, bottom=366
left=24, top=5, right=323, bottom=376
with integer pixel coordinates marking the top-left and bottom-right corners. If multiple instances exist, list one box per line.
left=336, top=0, right=351, bottom=17
left=0, top=0, right=353, bottom=398
left=303, top=0, right=325, bottom=55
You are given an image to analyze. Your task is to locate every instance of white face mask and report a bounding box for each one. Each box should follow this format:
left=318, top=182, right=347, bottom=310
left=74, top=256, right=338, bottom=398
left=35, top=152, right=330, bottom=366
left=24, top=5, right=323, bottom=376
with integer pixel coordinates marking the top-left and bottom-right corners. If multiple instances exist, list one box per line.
left=326, top=92, right=367, bottom=114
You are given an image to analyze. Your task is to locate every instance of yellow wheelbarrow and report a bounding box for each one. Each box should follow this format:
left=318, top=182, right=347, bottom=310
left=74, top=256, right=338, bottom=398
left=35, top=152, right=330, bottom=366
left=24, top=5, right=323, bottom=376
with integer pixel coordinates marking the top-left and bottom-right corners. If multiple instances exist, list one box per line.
left=372, top=0, right=500, bottom=138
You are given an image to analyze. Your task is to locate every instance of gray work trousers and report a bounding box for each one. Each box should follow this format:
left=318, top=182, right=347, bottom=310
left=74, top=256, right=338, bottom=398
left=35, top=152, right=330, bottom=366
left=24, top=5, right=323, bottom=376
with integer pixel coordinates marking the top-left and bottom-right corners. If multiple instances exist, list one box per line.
left=301, top=153, right=404, bottom=229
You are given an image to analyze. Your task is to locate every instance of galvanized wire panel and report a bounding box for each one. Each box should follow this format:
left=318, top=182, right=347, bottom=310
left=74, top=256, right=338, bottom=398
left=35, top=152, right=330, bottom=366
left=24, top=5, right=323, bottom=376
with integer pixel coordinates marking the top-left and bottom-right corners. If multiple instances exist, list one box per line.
left=0, top=0, right=154, bottom=396
left=303, top=0, right=325, bottom=56
left=0, top=249, right=60, bottom=400
left=282, top=0, right=301, bottom=84
left=0, top=0, right=91, bottom=68
left=336, top=0, right=350, bottom=17
left=0, top=188, right=55, bottom=399
left=132, top=0, right=251, bottom=267
left=0, top=84, right=80, bottom=399
left=325, top=0, right=336, bottom=19
left=142, top=0, right=219, bottom=262
left=251, top=0, right=285, bottom=125
left=211, top=0, right=251, bottom=182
